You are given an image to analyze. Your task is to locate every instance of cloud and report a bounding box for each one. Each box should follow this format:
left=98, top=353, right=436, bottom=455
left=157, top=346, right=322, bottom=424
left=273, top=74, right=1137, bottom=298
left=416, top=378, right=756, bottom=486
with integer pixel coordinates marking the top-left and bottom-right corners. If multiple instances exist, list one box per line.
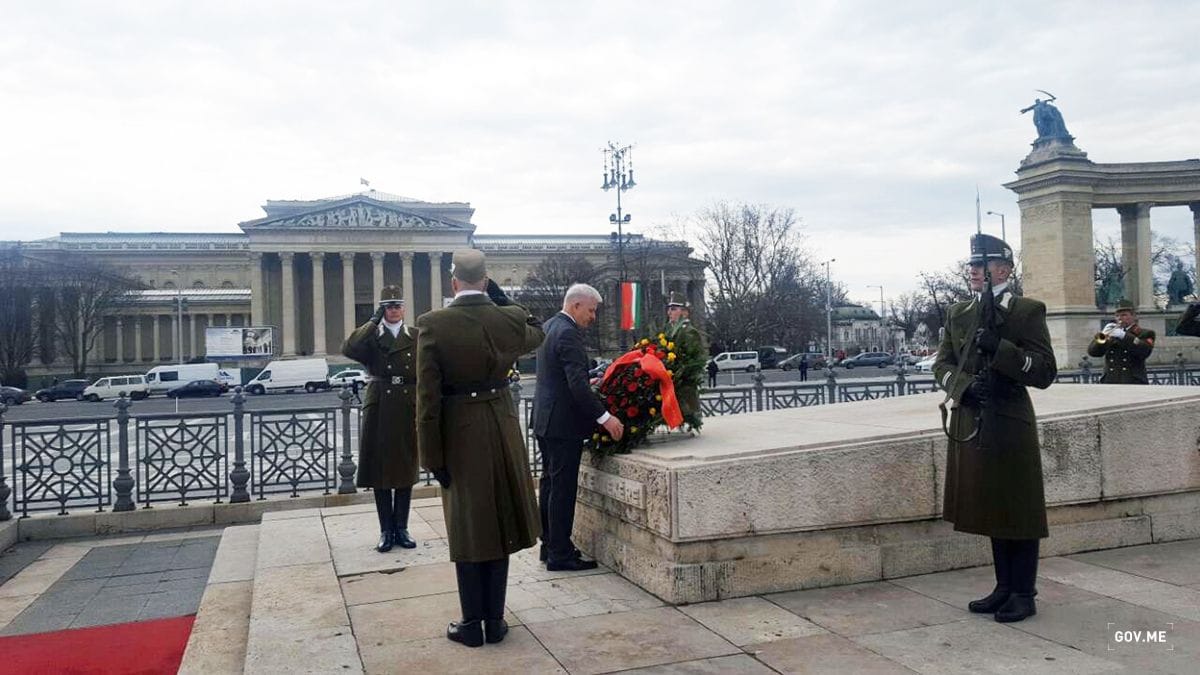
left=1, top=0, right=1198, bottom=299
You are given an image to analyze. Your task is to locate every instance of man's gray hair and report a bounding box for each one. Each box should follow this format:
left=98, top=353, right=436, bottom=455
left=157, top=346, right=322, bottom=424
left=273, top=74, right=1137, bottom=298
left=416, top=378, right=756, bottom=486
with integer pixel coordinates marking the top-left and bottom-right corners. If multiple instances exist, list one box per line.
left=563, top=283, right=602, bottom=307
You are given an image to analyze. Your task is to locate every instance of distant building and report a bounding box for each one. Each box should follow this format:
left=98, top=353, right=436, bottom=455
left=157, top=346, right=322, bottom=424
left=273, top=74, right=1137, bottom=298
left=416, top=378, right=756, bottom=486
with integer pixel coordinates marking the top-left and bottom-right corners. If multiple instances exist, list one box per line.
left=4, top=191, right=705, bottom=376
left=828, top=303, right=904, bottom=354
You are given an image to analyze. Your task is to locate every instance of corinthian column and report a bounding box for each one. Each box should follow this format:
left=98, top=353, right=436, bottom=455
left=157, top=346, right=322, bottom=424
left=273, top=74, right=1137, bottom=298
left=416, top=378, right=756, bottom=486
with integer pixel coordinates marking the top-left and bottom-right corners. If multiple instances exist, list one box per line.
left=370, top=252, right=385, bottom=308
left=341, top=252, right=356, bottom=333
left=115, top=317, right=125, bottom=363
left=401, top=252, right=415, bottom=314
left=429, top=252, right=444, bottom=311
left=249, top=252, right=265, bottom=326
left=133, top=316, right=143, bottom=362
left=280, top=251, right=296, bottom=356
left=311, top=252, right=327, bottom=355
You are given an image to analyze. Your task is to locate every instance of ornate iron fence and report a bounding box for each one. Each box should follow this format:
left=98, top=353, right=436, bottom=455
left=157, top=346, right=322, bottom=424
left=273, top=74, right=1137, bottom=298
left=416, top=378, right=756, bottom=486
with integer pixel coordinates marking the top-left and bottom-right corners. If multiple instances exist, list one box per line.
left=3, top=358, right=1200, bottom=520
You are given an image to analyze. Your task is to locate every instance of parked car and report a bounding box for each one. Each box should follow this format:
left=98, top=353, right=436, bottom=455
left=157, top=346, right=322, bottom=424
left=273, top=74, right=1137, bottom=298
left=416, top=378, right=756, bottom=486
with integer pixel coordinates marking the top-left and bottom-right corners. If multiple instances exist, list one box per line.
left=915, top=355, right=937, bottom=373
left=838, top=352, right=894, bottom=369
left=897, top=353, right=923, bottom=366
left=1, top=385, right=31, bottom=406
left=34, top=379, right=90, bottom=402
left=328, top=368, right=368, bottom=388
left=779, top=353, right=827, bottom=371
left=756, top=346, right=788, bottom=370
left=146, top=363, right=221, bottom=396
left=82, top=375, right=149, bottom=401
left=710, top=351, right=761, bottom=372
left=166, top=379, right=224, bottom=398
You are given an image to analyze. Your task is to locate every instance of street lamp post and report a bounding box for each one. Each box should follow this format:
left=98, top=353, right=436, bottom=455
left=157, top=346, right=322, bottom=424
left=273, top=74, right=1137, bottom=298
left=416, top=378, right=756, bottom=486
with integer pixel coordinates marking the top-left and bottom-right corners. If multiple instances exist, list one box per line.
left=986, top=210, right=1006, bottom=241
left=867, top=284, right=886, bottom=352
left=602, top=142, right=636, bottom=349
left=824, top=259, right=836, bottom=359
left=170, top=269, right=188, bottom=365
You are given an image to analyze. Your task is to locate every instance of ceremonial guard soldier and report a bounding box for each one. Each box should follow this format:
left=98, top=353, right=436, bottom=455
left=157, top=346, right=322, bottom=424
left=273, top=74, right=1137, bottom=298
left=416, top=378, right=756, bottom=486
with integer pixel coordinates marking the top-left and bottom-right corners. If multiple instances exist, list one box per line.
left=415, top=249, right=545, bottom=648
left=1087, top=299, right=1155, bottom=384
left=934, top=233, right=1057, bottom=623
left=664, top=291, right=705, bottom=428
left=342, top=285, right=419, bottom=552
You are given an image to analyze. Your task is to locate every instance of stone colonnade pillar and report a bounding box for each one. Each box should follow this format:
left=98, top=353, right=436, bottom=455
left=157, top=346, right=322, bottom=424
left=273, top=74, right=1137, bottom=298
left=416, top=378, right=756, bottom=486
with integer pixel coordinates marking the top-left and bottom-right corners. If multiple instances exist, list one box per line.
left=370, top=253, right=385, bottom=310
left=1119, top=203, right=1155, bottom=312
left=1192, top=204, right=1200, bottom=280
left=115, top=318, right=124, bottom=363
left=153, top=316, right=161, bottom=362
left=134, top=316, right=143, bottom=362
left=401, top=252, right=415, bottom=312
left=311, top=252, right=327, bottom=355
left=250, top=252, right=264, bottom=326
left=429, top=252, right=443, bottom=310
left=280, top=252, right=296, bottom=356
left=341, top=252, right=356, bottom=333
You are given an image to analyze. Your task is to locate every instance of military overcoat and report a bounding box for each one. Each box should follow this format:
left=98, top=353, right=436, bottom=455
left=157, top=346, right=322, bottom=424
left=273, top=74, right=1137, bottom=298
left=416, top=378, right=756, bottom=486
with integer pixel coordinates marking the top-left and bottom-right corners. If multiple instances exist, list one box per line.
left=342, top=321, right=419, bottom=488
left=1086, top=326, right=1155, bottom=384
left=665, top=318, right=705, bottom=423
left=933, top=291, right=1057, bottom=540
left=415, top=294, right=545, bottom=563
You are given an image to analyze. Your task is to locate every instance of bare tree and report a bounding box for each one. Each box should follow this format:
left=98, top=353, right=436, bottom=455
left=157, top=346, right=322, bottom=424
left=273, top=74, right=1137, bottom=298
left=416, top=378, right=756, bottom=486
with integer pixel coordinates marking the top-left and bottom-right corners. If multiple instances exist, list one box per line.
left=515, top=254, right=597, bottom=322
left=916, top=262, right=972, bottom=336
left=49, top=256, right=141, bottom=378
left=0, top=248, right=47, bottom=386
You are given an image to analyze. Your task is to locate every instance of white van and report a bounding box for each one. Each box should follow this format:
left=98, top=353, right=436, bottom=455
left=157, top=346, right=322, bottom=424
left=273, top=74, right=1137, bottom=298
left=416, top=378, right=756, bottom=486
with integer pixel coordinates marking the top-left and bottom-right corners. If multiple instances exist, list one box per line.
left=711, top=351, right=761, bottom=373
left=82, top=375, right=149, bottom=401
left=246, top=358, right=330, bottom=394
left=146, top=363, right=220, bottom=395
left=215, top=368, right=242, bottom=390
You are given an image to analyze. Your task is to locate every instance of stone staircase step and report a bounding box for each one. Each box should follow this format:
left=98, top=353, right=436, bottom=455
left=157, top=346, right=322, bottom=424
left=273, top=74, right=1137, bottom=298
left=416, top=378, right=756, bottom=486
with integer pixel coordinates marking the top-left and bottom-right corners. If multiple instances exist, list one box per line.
left=243, top=511, right=363, bottom=673
left=178, top=524, right=259, bottom=674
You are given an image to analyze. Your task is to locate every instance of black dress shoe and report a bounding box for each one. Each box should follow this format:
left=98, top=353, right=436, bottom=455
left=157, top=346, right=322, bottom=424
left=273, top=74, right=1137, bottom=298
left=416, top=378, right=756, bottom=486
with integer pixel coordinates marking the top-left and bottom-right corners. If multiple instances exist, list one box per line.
left=540, top=545, right=581, bottom=563
left=967, top=587, right=1010, bottom=614
left=394, top=529, right=416, bottom=549
left=447, top=620, right=484, bottom=647
left=376, top=531, right=394, bottom=553
left=484, top=618, right=509, bottom=644
left=546, top=557, right=599, bottom=572
left=994, top=594, right=1037, bottom=623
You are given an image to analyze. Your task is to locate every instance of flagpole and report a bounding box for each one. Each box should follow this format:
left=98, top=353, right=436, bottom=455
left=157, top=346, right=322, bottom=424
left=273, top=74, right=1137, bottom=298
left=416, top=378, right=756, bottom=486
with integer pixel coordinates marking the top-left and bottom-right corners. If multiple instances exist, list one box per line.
left=975, top=186, right=982, bottom=235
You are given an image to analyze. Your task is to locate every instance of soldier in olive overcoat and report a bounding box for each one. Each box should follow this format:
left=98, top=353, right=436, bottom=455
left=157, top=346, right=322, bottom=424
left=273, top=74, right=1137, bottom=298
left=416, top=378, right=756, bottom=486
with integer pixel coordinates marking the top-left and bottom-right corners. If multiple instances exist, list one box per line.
left=934, top=234, right=1057, bottom=623
left=342, top=285, right=419, bottom=553
left=1087, top=299, right=1155, bottom=384
left=664, top=291, right=706, bottom=428
left=415, top=249, right=544, bottom=648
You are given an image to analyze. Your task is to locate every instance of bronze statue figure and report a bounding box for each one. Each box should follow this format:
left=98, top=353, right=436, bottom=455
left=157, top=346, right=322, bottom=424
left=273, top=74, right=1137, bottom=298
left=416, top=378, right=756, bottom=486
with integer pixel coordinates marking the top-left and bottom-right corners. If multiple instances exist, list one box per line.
left=1020, top=90, right=1072, bottom=140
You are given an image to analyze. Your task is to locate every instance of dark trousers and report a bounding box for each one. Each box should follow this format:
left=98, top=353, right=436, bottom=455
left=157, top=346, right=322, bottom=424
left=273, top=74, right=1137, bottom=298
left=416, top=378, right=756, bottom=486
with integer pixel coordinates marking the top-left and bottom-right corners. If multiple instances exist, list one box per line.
left=799, top=367, right=808, bottom=381
left=373, top=487, right=412, bottom=533
left=707, top=372, right=717, bottom=387
left=990, top=537, right=1039, bottom=595
left=537, top=436, right=583, bottom=563
left=454, top=558, right=509, bottom=622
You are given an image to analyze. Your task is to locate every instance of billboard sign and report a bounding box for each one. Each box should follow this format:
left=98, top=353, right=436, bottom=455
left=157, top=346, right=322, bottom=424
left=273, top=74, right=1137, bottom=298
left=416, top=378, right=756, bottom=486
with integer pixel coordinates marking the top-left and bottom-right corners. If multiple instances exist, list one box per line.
left=205, top=326, right=275, bottom=358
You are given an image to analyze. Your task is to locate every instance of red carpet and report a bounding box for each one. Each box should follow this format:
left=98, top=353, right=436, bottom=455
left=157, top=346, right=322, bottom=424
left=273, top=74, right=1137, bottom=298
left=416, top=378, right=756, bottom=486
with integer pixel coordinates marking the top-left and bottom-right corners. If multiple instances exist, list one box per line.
left=0, top=615, right=195, bottom=675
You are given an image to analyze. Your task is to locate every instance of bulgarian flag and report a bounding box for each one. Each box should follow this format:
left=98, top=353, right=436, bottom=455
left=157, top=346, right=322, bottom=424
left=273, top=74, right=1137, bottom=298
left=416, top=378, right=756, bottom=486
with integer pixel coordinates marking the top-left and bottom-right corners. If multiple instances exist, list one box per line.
left=620, top=281, right=641, bottom=331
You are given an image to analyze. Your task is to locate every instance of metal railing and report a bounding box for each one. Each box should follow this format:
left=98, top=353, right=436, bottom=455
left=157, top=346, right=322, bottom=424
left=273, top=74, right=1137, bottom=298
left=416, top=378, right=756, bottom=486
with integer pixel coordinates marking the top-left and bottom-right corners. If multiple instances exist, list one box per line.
left=2, top=355, right=1199, bottom=519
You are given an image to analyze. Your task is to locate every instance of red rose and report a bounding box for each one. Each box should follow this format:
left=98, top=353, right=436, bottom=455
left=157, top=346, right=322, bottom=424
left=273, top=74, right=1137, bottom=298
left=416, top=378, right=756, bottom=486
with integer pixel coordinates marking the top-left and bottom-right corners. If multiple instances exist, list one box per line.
left=626, top=406, right=639, bottom=417
left=626, top=383, right=637, bottom=392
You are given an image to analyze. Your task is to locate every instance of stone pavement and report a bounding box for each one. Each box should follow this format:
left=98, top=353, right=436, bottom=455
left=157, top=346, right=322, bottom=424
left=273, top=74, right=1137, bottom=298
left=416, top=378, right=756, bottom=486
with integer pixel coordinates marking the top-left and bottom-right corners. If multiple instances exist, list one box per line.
left=1, top=501, right=1197, bottom=673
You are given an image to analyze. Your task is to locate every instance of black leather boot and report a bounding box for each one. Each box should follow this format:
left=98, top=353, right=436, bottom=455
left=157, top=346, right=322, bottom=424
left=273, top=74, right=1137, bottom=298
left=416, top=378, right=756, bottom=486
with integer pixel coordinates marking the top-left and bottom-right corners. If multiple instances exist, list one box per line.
left=448, top=562, right=485, bottom=647
left=969, top=538, right=1011, bottom=613
left=392, top=487, right=416, bottom=549
left=996, top=539, right=1038, bottom=622
left=374, top=488, right=394, bottom=553
left=483, top=558, right=510, bottom=644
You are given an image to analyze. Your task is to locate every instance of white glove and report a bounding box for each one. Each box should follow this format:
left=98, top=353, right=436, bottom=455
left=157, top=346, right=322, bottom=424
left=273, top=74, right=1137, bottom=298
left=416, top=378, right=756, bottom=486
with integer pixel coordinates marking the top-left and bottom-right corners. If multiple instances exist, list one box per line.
left=1101, top=322, right=1118, bottom=335
left=1109, top=327, right=1126, bottom=340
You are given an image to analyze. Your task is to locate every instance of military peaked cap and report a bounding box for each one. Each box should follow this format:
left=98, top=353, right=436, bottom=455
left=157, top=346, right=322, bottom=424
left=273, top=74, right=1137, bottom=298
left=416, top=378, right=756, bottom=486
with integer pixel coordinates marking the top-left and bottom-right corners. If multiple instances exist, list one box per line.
left=451, top=249, right=487, bottom=283
left=666, top=291, right=689, bottom=308
left=969, top=233, right=1014, bottom=265
left=1115, top=298, right=1136, bottom=311
left=378, top=284, right=404, bottom=304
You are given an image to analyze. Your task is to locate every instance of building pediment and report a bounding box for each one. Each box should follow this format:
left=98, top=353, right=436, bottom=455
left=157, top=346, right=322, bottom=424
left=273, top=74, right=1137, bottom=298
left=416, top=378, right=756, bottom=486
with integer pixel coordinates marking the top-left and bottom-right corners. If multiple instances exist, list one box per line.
left=238, top=196, right=475, bottom=233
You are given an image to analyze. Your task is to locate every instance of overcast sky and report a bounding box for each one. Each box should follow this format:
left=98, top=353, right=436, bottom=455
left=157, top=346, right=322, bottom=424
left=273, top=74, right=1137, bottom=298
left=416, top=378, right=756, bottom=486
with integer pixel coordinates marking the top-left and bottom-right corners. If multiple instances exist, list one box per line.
left=2, top=1, right=1198, bottom=307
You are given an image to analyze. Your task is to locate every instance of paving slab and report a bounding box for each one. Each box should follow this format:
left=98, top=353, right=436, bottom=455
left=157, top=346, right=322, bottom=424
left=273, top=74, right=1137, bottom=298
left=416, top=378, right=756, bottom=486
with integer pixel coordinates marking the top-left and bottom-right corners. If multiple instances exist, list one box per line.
left=748, top=633, right=914, bottom=674
left=526, top=606, right=738, bottom=674
left=329, top=528, right=450, bottom=577
left=255, top=514, right=330, bottom=569
left=340, top=562, right=459, bottom=605
left=678, top=596, right=827, bottom=646
left=0, top=541, right=54, bottom=585
left=1069, top=539, right=1200, bottom=587
left=360, top=625, right=562, bottom=675
left=207, top=523, right=259, bottom=584
left=414, top=505, right=444, bottom=523
left=1039, top=557, right=1200, bottom=621
left=505, top=571, right=663, bottom=624
left=507, top=544, right=609, bottom=585
left=1009, top=596, right=1200, bottom=675
left=349, top=591, right=520, bottom=647
left=244, top=624, right=363, bottom=674
left=618, top=654, right=778, bottom=674
left=248, top=561, right=348, bottom=636
left=179, top=580, right=253, bottom=675
left=890, top=563, right=1104, bottom=609
left=853, top=618, right=1124, bottom=674
left=766, top=581, right=963, bottom=636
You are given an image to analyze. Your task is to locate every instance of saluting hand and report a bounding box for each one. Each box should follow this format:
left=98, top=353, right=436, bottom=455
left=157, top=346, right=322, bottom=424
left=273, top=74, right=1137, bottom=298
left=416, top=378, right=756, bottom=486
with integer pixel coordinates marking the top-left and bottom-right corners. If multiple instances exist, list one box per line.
left=602, top=416, right=624, bottom=441
left=370, top=305, right=386, bottom=325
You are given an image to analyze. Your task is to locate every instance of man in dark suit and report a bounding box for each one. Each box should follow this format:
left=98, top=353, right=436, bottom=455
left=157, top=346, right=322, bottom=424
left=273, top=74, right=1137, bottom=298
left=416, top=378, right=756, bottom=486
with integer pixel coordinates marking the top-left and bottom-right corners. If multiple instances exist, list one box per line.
left=534, top=283, right=624, bottom=571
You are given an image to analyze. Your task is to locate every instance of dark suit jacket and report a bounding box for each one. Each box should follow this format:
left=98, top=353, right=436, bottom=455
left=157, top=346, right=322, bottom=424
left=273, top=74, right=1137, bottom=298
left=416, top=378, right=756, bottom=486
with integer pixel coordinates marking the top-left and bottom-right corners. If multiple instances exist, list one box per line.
left=534, top=312, right=605, bottom=440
